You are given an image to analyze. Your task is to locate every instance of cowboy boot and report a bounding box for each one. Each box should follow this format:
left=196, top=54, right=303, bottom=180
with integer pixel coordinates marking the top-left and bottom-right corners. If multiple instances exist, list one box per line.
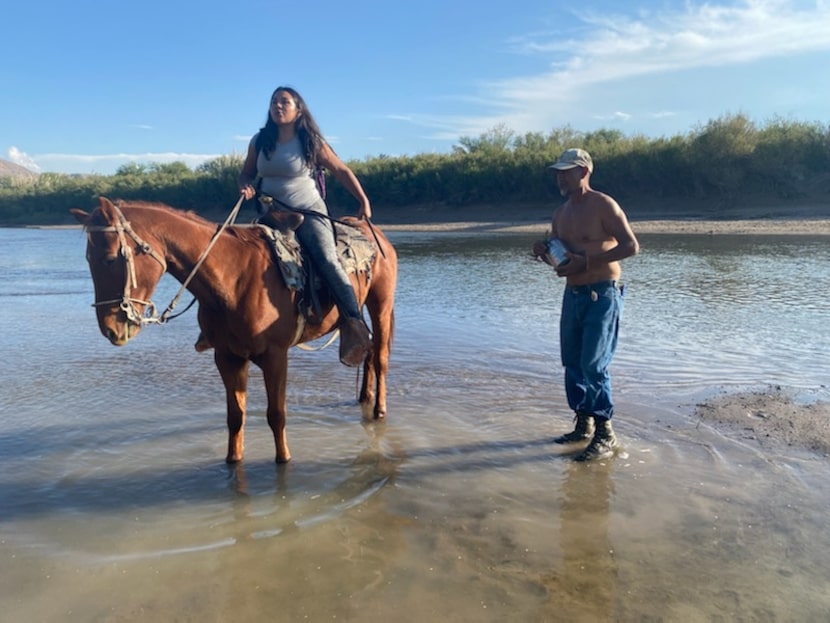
left=574, top=417, right=619, bottom=462
left=553, top=412, right=595, bottom=444
left=339, top=316, right=372, bottom=367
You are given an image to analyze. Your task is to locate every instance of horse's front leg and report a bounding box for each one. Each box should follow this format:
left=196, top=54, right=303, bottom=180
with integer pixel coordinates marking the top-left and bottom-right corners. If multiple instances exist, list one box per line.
left=260, top=348, right=291, bottom=463
left=215, top=351, right=250, bottom=464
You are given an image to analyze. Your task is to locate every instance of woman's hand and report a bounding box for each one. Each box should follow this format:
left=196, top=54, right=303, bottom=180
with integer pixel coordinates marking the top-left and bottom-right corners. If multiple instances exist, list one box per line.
left=357, top=201, right=372, bottom=220
left=239, top=184, right=256, bottom=200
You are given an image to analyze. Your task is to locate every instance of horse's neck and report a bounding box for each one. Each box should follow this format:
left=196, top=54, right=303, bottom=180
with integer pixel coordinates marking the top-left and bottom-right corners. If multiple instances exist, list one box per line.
left=130, top=208, right=239, bottom=297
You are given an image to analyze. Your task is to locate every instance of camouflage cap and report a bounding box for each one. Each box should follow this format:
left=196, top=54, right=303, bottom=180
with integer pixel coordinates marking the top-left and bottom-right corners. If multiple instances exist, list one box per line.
left=548, top=148, right=593, bottom=173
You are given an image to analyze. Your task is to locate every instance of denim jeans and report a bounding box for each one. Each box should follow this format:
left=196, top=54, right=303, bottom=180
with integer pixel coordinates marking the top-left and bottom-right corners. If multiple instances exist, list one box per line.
left=294, top=199, right=362, bottom=320
left=560, top=280, right=624, bottom=420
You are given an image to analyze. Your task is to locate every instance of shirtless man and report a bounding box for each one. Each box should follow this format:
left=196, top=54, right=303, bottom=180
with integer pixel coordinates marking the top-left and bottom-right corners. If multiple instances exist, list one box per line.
left=533, top=148, right=640, bottom=461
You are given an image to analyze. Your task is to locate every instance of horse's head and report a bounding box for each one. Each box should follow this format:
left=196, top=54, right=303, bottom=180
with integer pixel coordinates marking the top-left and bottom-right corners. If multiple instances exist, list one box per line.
left=71, top=197, right=167, bottom=346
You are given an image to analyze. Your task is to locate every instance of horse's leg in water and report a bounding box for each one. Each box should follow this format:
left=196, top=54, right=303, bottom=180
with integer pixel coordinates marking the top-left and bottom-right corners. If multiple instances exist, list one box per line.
left=361, top=278, right=395, bottom=420
left=259, top=348, right=291, bottom=463
left=214, top=352, right=251, bottom=463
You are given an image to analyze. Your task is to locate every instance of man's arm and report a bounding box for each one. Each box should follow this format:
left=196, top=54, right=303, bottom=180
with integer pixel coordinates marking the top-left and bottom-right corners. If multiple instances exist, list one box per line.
left=587, top=198, right=640, bottom=266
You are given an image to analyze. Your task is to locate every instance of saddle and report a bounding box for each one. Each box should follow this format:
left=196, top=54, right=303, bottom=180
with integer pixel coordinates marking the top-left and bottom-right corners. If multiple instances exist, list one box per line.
left=255, top=212, right=376, bottom=325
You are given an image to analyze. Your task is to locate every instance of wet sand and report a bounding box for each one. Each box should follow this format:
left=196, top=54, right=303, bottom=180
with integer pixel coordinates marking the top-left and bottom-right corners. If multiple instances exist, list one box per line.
left=693, top=387, right=830, bottom=458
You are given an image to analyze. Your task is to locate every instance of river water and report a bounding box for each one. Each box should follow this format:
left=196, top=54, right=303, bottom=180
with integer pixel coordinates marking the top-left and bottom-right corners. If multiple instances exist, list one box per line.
left=1, top=226, right=829, bottom=621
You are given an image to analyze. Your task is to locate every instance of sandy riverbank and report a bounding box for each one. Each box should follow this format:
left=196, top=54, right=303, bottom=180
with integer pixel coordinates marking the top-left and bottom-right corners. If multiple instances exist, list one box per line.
left=694, top=388, right=830, bottom=458
left=380, top=218, right=830, bottom=235
left=372, top=199, right=830, bottom=235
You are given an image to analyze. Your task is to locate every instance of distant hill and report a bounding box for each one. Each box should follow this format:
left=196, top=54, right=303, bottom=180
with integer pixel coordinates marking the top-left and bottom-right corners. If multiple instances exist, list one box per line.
left=0, top=158, right=39, bottom=179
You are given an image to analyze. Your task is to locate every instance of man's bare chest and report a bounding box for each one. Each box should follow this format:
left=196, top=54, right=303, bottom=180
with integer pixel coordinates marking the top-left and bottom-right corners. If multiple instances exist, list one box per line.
left=556, top=208, right=605, bottom=244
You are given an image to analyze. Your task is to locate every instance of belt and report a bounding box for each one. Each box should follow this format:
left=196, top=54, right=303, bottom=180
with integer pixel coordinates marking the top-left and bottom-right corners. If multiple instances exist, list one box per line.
left=567, top=280, right=617, bottom=295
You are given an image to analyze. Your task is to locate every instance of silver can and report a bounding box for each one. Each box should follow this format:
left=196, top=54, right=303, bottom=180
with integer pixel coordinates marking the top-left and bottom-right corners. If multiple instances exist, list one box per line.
left=546, top=238, right=571, bottom=268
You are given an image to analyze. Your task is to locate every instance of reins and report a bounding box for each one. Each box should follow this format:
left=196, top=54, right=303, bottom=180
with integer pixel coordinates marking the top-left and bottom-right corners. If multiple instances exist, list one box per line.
left=156, top=195, right=244, bottom=323
left=87, top=196, right=244, bottom=327
left=259, top=194, right=387, bottom=259
left=258, top=194, right=352, bottom=226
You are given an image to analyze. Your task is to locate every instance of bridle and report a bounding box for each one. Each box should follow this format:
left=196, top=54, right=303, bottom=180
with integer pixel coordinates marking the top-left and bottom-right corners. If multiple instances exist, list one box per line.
left=85, top=204, right=168, bottom=326
left=85, top=197, right=244, bottom=327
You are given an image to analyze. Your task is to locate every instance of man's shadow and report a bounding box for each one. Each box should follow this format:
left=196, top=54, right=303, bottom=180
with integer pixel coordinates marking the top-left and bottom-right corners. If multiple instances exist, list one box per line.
left=537, top=460, right=618, bottom=620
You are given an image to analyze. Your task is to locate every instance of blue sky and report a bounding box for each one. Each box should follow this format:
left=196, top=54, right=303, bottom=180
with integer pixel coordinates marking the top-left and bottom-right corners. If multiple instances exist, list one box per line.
left=2, top=0, right=829, bottom=175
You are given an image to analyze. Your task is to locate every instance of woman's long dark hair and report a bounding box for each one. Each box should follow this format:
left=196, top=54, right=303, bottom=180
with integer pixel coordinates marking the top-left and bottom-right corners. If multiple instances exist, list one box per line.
left=255, top=86, right=324, bottom=167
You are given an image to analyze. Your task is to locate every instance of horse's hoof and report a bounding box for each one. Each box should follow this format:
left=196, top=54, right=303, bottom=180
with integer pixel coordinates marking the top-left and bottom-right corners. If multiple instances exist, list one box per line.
left=225, top=455, right=242, bottom=464
left=275, top=455, right=291, bottom=464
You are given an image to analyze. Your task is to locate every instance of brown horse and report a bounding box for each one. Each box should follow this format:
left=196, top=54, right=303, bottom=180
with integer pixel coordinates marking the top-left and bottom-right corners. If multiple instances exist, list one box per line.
left=71, top=197, right=397, bottom=464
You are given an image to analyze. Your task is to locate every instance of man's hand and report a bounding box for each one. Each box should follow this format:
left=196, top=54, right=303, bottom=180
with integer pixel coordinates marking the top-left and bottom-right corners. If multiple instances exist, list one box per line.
left=531, top=240, right=548, bottom=258
left=555, top=252, right=588, bottom=277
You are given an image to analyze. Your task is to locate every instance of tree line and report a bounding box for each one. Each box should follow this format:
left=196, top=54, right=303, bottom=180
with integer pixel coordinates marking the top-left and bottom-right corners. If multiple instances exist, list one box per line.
left=1, top=113, right=828, bottom=225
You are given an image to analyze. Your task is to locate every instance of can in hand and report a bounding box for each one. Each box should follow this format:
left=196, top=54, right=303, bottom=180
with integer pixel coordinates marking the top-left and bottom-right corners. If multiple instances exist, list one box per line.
left=545, top=238, right=571, bottom=268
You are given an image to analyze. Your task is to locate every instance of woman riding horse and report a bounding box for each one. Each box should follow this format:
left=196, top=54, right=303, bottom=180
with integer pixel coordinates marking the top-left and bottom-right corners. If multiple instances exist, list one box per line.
left=232, top=85, right=374, bottom=367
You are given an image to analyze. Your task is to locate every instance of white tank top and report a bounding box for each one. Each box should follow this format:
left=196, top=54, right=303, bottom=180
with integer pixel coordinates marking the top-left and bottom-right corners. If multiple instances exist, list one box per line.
left=253, top=133, right=321, bottom=209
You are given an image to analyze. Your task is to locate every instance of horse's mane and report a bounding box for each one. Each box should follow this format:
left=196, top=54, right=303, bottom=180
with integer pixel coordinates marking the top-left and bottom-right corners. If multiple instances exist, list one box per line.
left=112, top=199, right=264, bottom=245
left=114, top=199, right=210, bottom=224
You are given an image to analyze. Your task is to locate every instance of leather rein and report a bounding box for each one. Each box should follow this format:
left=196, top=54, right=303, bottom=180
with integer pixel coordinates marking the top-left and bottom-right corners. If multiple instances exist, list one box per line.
left=85, top=197, right=243, bottom=326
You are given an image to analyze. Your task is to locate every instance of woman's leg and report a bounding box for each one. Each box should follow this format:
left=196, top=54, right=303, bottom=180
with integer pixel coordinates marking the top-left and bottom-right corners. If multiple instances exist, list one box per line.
left=294, top=204, right=371, bottom=366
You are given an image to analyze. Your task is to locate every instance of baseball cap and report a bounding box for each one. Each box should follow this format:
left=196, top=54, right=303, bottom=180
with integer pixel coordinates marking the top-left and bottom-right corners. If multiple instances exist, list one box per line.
left=548, top=148, right=593, bottom=173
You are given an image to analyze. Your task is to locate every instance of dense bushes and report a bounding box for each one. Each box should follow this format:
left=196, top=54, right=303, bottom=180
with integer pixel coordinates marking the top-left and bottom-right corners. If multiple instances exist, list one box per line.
left=2, top=114, right=828, bottom=225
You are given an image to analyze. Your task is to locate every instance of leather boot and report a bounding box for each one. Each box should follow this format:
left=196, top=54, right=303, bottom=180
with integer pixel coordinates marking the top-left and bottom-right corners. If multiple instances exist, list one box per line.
left=574, top=417, right=619, bottom=462
left=339, top=317, right=372, bottom=367
left=553, top=412, right=595, bottom=444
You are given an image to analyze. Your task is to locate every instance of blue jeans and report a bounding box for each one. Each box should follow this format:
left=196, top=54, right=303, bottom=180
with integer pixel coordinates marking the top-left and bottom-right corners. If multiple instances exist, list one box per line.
left=560, top=280, right=624, bottom=420
left=294, top=199, right=362, bottom=320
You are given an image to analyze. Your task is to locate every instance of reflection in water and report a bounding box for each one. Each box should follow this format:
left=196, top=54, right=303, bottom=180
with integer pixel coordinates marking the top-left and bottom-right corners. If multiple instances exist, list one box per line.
left=223, top=419, right=403, bottom=542
left=537, top=461, right=616, bottom=622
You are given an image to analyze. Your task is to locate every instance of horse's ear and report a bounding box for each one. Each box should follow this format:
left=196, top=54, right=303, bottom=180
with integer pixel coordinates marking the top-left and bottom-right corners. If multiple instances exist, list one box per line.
left=70, top=208, right=90, bottom=225
left=98, top=196, right=115, bottom=210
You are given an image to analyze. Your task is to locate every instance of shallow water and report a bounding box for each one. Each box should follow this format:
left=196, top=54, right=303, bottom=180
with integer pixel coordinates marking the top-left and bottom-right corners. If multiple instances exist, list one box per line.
left=1, top=227, right=829, bottom=621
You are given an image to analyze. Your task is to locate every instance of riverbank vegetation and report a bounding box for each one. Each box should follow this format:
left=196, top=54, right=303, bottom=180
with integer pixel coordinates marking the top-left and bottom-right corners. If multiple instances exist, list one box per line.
left=2, top=113, right=829, bottom=225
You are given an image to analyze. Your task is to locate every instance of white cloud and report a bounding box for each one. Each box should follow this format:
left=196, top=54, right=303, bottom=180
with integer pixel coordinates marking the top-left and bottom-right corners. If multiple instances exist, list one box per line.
left=395, top=0, right=830, bottom=141
left=594, top=112, right=633, bottom=122
left=491, top=0, right=830, bottom=107
left=29, top=152, right=223, bottom=175
left=7, top=146, right=42, bottom=173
